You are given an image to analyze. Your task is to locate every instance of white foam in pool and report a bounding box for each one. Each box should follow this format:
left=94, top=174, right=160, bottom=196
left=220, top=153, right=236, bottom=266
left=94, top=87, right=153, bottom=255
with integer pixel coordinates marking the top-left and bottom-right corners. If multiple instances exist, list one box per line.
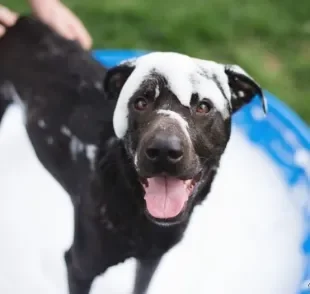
left=0, top=105, right=306, bottom=294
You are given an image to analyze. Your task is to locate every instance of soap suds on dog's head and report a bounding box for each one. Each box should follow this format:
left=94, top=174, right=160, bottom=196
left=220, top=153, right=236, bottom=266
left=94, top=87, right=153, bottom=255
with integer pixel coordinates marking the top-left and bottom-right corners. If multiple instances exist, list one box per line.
left=113, top=52, right=259, bottom=138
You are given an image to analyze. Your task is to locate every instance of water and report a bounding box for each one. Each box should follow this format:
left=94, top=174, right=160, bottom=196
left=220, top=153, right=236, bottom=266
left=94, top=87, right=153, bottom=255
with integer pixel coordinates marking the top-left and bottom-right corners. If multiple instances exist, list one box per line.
left=0, top=105, right=305, bottom=294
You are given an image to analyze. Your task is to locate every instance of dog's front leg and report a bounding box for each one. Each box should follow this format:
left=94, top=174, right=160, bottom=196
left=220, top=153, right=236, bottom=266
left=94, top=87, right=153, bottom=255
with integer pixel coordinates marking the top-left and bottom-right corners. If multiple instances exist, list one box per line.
left=64, top=249, right=97, bottom=294
left=64, top=209, right=108, bottom=294
left=132, top=257, right=162, bottom=294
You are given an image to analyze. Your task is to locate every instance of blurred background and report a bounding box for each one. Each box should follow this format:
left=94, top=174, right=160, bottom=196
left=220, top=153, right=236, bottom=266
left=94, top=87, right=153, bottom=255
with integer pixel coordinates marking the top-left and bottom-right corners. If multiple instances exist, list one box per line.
left=6, top=0, right=310, bottom=125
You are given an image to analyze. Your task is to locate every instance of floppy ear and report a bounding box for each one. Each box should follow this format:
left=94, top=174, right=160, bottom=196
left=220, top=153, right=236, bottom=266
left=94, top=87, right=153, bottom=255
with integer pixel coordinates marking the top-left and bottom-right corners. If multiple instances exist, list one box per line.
left=104, top=64, right=135, bottom=100
left=224, top=65, right=267, bottom=114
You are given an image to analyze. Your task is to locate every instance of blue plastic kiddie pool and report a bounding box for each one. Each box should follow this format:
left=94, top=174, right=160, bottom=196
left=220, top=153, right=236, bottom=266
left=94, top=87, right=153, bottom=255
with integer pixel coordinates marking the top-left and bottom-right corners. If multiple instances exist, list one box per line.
left=93, top=49, right=310, bottom=294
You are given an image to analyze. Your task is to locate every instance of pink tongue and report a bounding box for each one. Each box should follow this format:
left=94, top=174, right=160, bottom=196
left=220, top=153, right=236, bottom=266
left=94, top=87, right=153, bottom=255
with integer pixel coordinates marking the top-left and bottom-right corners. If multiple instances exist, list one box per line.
left=144, top=177, right=191, bottom=219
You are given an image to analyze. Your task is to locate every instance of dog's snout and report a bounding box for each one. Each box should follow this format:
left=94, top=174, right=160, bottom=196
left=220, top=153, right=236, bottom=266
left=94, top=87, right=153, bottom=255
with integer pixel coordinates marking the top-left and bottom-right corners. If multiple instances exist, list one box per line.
left=145, top=133, right=183, bottom=164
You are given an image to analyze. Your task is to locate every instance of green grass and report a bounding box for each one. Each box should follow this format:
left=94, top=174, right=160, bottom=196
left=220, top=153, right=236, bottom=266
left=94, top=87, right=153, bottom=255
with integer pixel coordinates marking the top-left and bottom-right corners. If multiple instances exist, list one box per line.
left=5, top=0, right=310, bottom=124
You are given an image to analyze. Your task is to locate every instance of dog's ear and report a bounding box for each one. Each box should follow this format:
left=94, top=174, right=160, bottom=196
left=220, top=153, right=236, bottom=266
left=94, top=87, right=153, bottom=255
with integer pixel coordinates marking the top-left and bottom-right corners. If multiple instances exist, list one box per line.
left=224, top=65, right=267, bottom=114
left=104, top=64, right=135, bottom=99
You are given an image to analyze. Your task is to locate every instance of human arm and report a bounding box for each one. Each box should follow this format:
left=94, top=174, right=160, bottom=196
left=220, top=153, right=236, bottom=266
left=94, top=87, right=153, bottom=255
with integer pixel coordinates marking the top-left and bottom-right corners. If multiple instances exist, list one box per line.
left=28, top=0, right=92, bottom=49
left=0, top=1, right=92, bottom=49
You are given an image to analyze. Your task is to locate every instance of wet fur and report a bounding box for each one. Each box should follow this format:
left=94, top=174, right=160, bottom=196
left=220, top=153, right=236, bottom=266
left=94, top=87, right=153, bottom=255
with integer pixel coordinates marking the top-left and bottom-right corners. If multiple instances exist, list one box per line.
left=0, top=16, right=263, bottom=294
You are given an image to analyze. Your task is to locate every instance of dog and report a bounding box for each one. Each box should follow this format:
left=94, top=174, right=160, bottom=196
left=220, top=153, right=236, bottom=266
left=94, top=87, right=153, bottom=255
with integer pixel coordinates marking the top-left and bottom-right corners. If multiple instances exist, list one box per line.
left=0, top=15, right=267, bottom=294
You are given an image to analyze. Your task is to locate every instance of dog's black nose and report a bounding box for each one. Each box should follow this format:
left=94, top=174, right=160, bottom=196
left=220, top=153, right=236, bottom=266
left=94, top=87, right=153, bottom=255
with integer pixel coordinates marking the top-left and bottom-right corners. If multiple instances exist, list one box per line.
left=145, top=133, right=183, bottom=163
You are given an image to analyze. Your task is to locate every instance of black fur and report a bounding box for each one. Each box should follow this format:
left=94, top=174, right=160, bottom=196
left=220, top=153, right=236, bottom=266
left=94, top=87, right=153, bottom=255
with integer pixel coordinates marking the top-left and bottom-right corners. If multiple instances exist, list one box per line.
left=0, top=15, right=264, bottom=294
left=0, top=16, right=189, bottom=294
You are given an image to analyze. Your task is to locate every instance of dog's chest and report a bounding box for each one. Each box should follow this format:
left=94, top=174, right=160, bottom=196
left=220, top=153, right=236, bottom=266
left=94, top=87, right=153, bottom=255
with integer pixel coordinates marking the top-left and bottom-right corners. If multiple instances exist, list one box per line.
left=99, top=214, right=186, bottom=260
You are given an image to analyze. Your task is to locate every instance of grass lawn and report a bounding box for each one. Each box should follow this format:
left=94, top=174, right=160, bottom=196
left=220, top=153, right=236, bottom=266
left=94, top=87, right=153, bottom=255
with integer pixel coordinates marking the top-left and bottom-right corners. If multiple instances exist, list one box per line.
left=5, top=0, right=310, bottom=124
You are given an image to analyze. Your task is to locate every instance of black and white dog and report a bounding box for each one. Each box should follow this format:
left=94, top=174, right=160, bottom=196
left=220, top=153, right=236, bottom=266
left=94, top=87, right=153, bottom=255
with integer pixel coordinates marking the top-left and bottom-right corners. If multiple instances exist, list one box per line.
left=0, top=16, right=266, bottom=294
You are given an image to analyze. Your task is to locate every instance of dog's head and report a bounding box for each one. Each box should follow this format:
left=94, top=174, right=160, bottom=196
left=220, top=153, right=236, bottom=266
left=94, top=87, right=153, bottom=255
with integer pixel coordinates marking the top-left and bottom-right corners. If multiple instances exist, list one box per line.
left=104, top=52, right=266, bottom=226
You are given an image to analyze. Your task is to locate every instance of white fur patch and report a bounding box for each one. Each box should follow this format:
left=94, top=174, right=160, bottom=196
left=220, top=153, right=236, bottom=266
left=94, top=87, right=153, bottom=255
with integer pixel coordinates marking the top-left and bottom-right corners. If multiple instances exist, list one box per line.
left=68, top=134, right=98, bottom=171
left=60, top=126, right=71, bottom=137
left=134, top=153, right=138, bottom=167
left=238, top=91, right=245, bottom=98
left=155, top=85, right=160, bottom=98
left=38, top=119, right=46, bottom=129
left=157, top=109, right=190, bottom=140
left=69, top=136, right=84, bottom=160
left=85, top=144, right=97, bottom=171
left=113, top=52, right=233, bottom=138
left=60, top=126, right=97, bottom=171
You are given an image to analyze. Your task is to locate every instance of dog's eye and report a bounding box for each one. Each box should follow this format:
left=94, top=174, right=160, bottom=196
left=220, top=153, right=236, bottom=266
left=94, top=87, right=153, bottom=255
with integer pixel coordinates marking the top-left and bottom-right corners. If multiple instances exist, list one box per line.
left=196, top=101, right=211, bottom=114
left=134, top=98, right=148, bottom=111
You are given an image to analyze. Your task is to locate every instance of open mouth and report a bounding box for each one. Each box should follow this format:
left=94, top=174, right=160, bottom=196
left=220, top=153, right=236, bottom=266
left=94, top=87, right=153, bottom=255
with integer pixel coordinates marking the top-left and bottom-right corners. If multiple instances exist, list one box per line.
left=140, top=174, right=201, bottom=223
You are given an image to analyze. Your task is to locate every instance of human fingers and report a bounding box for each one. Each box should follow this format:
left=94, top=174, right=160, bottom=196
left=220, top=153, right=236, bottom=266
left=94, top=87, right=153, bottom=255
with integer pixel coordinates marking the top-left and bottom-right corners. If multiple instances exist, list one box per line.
left=0, top=25, right=5, bottom=37
left=68, top=19, right=92, bottom=49
left=58, top=6, right=92, bottom=49
left=0, top=5, right=18, bottom=27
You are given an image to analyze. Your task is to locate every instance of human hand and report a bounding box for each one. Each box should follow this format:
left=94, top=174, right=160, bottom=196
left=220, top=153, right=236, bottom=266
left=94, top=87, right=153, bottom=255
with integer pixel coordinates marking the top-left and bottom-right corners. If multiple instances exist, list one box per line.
left=29, top=0, right=92, bottom=50
left=0, top=5, right=18, bottom=37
